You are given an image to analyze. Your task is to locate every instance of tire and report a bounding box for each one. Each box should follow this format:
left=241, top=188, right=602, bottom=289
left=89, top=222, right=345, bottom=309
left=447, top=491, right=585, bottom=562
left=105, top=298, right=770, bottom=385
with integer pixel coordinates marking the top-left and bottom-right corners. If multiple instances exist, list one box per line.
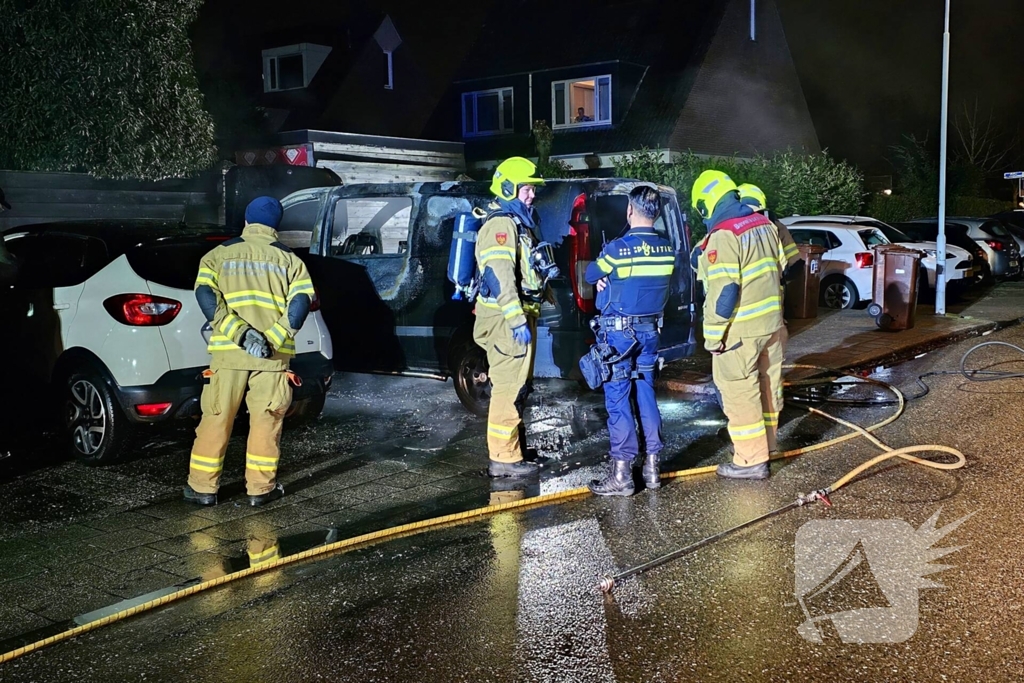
left=287, top=389, right=326, bottom=427
left=976, top=263, right=993, bottom=286
left=820, top=277, right=858, bottom=310
left=64, top=369, right=132, bottom=465
left=867, top=302, right=882, bottom=318
left=452, top=343, right=491, bottom=418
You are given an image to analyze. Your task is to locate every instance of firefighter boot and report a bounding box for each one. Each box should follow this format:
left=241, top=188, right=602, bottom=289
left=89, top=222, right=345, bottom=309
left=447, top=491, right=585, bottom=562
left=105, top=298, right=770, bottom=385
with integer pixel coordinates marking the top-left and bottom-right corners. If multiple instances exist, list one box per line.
left=642, top=453, right=661, bottom=490
left=249, top=482, right=285, bottom=507
left=716, top=461, right=770, bottom=480
left=488, top=460, right=540, bottom=478
left=183, top=484, right=217, bottom=506
left=589, top=459, right=635, bottom=497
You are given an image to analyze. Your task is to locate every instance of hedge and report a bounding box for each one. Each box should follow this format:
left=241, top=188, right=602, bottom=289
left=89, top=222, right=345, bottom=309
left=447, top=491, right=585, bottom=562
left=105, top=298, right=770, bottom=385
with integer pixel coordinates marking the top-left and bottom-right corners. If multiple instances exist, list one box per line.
left=613, top=149, right=864, bottom=239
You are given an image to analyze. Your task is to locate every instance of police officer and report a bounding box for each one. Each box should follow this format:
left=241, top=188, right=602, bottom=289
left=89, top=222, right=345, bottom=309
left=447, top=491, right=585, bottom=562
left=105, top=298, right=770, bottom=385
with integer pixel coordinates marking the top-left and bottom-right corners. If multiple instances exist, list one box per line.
left=474, top=157, right=555, bottom=478
left=183, top=196, right=315, bottom=506
left=585, top=185, right=675, bottom=496
left=692, top=171, right=786, bottom=480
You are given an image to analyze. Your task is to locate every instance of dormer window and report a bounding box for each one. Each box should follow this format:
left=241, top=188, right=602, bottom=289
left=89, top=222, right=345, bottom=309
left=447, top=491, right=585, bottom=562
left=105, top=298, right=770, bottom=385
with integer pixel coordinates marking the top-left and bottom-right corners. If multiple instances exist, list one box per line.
left=552, top=75, right=612, bottom=129
left=262, top=43, right=331, bottom=93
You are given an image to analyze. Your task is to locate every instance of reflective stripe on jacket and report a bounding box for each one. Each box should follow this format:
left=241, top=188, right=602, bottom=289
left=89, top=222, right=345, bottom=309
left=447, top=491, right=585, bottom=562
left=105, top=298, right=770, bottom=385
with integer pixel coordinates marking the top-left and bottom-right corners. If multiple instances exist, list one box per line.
left=196, top=223, right=314, bottom=371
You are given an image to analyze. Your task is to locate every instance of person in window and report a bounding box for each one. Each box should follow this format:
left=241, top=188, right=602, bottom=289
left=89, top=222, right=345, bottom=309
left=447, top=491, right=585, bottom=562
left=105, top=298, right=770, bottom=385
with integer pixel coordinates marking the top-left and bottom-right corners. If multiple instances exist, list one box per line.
left=574, top=107, right=593, bottom=123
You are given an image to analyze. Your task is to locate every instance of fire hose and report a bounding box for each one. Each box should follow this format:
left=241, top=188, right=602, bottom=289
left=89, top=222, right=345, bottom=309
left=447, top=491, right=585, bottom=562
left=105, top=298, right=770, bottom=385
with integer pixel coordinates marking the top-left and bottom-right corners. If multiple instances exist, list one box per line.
left=0, top=363, right=969, bottom=664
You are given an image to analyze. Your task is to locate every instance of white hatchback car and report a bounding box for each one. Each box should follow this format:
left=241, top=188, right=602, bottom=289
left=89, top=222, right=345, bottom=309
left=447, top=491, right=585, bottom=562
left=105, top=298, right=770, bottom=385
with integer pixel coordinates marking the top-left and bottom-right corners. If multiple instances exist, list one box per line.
left=2, top=221, right=334, bottom=465
left=781, top=216, right=973, bottom=309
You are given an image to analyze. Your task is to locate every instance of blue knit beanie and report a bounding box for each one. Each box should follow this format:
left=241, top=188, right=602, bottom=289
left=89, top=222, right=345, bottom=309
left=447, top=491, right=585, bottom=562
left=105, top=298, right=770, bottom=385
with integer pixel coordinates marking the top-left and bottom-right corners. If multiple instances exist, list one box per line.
left=245, top=196, right=283, bottom=229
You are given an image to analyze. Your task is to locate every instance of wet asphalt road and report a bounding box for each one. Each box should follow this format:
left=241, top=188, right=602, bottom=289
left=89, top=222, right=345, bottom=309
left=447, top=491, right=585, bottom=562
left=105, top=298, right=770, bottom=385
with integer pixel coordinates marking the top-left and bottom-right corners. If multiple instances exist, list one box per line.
left=4, top=326, right=1024, bottom=681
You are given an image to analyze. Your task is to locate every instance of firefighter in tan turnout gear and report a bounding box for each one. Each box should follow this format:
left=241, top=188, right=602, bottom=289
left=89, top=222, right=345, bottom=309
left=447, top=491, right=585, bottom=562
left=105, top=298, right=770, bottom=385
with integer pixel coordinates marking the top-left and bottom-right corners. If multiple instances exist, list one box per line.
left=692, top=171, right=786, bottom=480
left=183, top=196, right=315, bottom=506
left=474, top=157, right=558, bottom=478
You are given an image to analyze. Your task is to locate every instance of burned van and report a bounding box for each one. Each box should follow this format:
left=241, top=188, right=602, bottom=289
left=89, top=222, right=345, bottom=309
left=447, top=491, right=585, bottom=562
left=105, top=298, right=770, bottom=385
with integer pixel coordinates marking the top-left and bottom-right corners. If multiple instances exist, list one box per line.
left=277, top=179, right=697, bottom=415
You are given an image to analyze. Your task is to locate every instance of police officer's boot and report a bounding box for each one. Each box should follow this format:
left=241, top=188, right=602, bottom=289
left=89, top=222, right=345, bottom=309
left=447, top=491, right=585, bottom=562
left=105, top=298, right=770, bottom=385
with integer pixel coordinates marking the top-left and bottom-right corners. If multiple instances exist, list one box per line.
left=642, top=453, right=661, bottom=490
left=589, top=459, right=635, bottom=497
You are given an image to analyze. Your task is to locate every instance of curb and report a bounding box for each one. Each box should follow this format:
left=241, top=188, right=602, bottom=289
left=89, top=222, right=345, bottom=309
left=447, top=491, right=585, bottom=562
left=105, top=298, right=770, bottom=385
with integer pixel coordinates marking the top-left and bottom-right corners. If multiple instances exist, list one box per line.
left=659, top=315, right=1024, bottom=397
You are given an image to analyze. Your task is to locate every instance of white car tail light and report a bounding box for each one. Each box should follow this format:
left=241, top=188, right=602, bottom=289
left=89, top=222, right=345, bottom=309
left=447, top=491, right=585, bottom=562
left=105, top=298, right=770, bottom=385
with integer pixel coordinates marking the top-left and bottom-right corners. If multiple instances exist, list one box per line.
left=103, top=293, right=182, bottom=326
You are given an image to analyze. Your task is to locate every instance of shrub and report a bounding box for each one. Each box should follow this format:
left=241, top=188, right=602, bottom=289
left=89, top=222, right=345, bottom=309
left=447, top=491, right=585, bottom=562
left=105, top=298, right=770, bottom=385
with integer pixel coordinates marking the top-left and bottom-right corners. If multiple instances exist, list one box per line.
left=614, top=148, right=864, bottom=240
left=0, top=0, right=216, bottom=180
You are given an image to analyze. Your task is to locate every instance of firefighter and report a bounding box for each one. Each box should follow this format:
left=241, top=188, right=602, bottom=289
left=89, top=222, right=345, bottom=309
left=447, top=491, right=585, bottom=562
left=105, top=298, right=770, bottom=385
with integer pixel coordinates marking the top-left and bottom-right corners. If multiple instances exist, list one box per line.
left=183, top=196, right=315, bottom=506
left=585, top=185, right=675, bottom=496
left=474, top=157, right=553, bottom=478
left=692, top=171, right=786, bottom=480
left=736, top=184, right=802, bottom=282
left=737, top=183, right=803, bottom=357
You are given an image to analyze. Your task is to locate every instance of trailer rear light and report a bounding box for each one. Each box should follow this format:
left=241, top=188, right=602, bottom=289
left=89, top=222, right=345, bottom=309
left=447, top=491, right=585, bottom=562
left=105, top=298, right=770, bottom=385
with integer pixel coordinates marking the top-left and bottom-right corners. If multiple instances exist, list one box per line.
left=985, top=240, right=1004, bottom=251
left=854, top=252, right=874, bottom=268
left=104, top=294, right=182, bottom=326
left=135, top=402, right=173, bottom=417
left=568, top=193, right=596, bottom=314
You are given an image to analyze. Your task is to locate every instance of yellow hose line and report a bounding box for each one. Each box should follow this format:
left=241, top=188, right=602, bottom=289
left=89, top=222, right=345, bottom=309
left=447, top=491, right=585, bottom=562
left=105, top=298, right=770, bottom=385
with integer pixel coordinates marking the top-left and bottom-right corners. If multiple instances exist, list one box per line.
left=0, top=363, right=961, bottom=665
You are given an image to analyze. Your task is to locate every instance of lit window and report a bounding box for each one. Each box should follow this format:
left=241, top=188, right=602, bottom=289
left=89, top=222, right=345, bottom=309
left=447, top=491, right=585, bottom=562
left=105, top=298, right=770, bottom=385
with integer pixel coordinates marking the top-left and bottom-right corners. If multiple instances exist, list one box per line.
left=262, top=44, right=332, bottom=93
left=462, top=88, right=514, bottom=137
left=552, top=75, right=612, bottom=129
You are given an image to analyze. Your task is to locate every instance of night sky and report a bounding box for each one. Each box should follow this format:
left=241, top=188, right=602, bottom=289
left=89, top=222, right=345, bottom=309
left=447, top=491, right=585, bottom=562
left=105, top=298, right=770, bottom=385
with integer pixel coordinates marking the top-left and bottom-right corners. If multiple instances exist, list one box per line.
left=777, top=0, right=1024, bottom=175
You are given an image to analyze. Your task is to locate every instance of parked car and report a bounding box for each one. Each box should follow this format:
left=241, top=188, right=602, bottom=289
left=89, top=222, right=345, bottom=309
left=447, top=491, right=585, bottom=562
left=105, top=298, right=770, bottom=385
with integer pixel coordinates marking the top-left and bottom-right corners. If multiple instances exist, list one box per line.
left=989, top=210, right=1024, bottom=248
left=893, top=221, right=987, bottom=282
left=1, top=221, right=334, bottom=465
left=903, top=218, right=1021, bottom=283
left=784, top=215, right=973, bottom=300
left=276, top=179, right=697, bottom=415
left=779, top=218, right=890, bottom=309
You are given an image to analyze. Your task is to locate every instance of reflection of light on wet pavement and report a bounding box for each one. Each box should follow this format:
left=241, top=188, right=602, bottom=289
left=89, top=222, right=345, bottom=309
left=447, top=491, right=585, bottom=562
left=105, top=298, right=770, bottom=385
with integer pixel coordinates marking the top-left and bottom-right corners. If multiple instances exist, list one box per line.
left=515, top=519, right=617, bottom=682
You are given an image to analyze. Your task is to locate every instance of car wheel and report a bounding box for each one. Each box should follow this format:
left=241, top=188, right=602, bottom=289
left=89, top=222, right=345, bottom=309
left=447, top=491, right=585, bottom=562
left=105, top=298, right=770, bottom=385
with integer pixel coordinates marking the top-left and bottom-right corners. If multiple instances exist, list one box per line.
left=453, top=343, right=491, bottom=418
left=820, top=277, right=858, bottom=310
left=287, top=389, right=327, bottom=427
left=976, top=264, right=993, bottom=285
left=64, top=369, right=131, bottom=465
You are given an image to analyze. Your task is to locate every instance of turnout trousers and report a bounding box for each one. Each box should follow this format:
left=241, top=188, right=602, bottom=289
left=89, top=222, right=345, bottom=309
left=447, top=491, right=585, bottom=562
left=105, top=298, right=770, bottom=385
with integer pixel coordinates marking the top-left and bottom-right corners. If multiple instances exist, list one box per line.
left=604, top=328, right=663, bottom=462
left=187, top=368, right=293, bottom=496
left=712, top=329, right=785, bottom=466
left=473, top=309, right=537, bottom=463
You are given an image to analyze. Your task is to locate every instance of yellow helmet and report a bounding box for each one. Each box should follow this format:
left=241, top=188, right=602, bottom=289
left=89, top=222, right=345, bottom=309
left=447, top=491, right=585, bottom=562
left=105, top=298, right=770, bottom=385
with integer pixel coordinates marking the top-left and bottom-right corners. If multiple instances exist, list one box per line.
left=491, top=157, right=545, bottom=201
left=691, top=170, right=738, bottom=219
left=737, top=183, right=767, bottom=212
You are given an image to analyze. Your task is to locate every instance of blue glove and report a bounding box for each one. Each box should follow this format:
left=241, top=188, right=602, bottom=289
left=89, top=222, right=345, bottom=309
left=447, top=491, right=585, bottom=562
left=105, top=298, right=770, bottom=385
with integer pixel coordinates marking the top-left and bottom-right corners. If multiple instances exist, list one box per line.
left=511, top=323, right=532, bottom=346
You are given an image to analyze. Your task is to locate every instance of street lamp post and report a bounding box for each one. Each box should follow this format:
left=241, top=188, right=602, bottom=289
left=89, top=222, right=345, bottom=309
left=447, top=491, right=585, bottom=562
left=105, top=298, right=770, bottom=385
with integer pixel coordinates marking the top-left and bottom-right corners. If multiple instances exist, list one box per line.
left=936, top=0, right=951, bottom=316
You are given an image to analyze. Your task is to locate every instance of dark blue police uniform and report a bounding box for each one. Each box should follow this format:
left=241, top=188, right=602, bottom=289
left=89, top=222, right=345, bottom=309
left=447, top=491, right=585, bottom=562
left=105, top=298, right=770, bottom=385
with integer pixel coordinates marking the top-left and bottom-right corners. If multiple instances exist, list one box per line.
left=585, top=227, right=675, bottom=462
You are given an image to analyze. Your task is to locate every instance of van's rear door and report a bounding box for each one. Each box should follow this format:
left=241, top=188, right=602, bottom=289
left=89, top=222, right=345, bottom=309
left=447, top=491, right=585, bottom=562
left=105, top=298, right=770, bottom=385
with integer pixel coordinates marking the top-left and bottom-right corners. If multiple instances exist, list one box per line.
left=588, top=185, right=695, bottom=364
left=656, top=191, right=696, bottom=363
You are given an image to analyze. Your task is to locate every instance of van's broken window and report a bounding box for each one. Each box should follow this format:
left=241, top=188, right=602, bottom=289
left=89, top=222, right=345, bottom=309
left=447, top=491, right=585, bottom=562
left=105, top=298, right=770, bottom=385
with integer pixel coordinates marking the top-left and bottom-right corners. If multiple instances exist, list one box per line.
left=330, top=197, right=413, bottom=257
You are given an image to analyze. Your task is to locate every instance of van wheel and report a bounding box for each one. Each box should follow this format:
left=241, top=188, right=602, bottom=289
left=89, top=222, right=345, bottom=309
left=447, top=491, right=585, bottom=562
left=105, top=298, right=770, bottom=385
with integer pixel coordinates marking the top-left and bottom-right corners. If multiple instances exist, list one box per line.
left=453, top=344, right=491, bottom=417
left=820, top=276, right=858, bottom=310
left=64, top=369, right=131, bottom=465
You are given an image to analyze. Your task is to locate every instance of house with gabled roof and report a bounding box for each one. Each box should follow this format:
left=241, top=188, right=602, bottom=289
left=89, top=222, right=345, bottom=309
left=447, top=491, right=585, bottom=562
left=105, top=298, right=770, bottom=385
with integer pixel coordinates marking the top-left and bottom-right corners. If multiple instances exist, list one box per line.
left=425, top=0, right=820, bottom=172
